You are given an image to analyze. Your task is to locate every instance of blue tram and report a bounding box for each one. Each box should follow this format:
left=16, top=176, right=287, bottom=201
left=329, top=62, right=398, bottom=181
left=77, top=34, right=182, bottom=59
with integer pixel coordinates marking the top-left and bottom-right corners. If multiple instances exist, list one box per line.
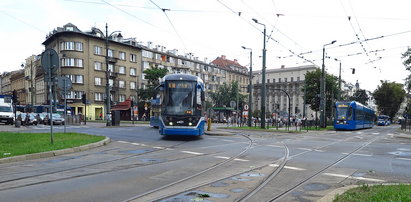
left=158, top=74, right=205, bottom=136
left=334, top=101, right=375, bottom=130
left=377, top=115, right=391, bottom=126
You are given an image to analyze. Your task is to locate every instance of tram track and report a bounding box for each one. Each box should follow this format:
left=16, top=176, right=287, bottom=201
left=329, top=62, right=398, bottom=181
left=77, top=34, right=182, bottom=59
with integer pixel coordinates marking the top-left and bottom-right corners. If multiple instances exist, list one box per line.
left=0, top=135, right=252, bottom=192
left=240, top=130, right=383, bottom=201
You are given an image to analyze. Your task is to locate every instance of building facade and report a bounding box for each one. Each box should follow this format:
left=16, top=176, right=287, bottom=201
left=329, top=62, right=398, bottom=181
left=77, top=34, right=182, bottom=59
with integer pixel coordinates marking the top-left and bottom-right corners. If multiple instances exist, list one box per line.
left=211, top=55, right=249, bottom=94
left=253, top=65, right=317, bottom=119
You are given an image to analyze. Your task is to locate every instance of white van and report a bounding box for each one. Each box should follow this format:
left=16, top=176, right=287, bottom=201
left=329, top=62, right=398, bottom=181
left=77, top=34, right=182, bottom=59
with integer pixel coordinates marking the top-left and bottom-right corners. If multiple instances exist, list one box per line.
left=0, top=95, right=14, bottom=125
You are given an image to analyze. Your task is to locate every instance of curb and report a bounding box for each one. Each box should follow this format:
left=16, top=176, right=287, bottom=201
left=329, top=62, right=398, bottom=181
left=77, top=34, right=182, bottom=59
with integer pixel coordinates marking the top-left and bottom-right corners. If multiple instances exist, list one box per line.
left=0, top=137, right=111, bottom=164
left=205, top=130, right=236, bottom=136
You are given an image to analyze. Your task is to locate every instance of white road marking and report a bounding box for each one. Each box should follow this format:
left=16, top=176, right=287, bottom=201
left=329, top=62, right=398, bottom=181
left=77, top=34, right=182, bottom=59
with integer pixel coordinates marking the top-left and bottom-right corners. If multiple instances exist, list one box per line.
left=222, top=139, right=235, bottom=142
left=267, top=145, right=284, bottom=148
left=323, top=173, right=385, bottom=182
left=117, top=141, right=130, bottom=144
left=269, top=164, right=306, bottom=171
left=131, top=143, right=140, bottom=146
left=396, top=157, right=411, bottom=161
left=297, top=148, right=312, bottom=151
left=342, top=152, right=372, bottom=157
left=181, top=151, right=204, bottom=155
left=215, top=156, right=230, bottom=159
left=153, top=146, right=165, bottom=149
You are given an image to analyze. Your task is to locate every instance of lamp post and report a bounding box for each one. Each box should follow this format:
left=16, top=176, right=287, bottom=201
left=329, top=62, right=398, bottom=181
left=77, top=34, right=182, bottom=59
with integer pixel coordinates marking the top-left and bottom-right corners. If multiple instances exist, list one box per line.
left=242, top=46, right=253, bottom=127
left=252, top=18, right=267, bottom=129
left=334, top=58, right=342, bottom=100
left=320, top=40, right=336, bottom=128
left=105, top=23, right=121, bottom=126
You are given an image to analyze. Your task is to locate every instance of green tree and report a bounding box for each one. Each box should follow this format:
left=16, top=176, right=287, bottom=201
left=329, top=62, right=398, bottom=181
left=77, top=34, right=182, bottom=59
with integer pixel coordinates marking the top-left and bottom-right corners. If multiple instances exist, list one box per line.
left=137, top=67, right=168, bottom=102
left=350, top=89, right=369, bottom=105
left=302, top=69, right=340, bottom=118
left=209, top=80, right=247, bottom=109
left=373, top=80, right=405, bottom=118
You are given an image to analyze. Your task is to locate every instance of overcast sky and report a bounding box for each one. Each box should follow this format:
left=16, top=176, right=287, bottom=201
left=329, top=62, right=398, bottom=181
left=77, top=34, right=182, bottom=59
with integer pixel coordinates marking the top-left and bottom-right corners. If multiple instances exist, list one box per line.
left=1, top=0, right=411, bottom=92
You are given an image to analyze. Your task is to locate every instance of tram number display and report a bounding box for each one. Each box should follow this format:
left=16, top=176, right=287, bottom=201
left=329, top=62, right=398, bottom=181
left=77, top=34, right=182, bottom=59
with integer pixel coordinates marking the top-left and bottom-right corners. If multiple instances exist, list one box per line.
left=337, top=104, right=348, bottom=108
left=168, top=82, right=190, bottom=88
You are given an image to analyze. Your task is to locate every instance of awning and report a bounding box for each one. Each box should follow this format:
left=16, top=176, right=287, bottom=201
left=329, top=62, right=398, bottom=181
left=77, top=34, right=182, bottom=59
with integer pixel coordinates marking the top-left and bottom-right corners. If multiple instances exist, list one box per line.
left=111, top=99, right=132, bottom=111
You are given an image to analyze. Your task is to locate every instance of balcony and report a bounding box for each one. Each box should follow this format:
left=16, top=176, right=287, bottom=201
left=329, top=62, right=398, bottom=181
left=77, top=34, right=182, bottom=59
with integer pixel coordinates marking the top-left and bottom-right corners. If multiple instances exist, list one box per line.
left=108, top=72, right=118, bottom=78
left=107, top=56, right=118, bottom=63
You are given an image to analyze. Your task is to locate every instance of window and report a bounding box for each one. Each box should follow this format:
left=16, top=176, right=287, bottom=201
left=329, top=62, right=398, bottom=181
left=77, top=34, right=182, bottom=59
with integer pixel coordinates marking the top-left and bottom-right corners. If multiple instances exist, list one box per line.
left=119, top=51, right=126, bottom=60
left=108, top=64, right=114, bottom=72
left=119, top=80, right=125, bottom=88
left=143, top=62, right=149, bottom=70
left=94, top=46, right=102, bottom=55
left=95, top=77, right=102, bottom=86
left=65, top=26, right=74, bottom=31
left=75, top=42, right=83, bottom=51
left=291, top=77, right=294, bottom=82
left=64, top=74, right=84, bottom=84
left=142, top=50, right=153, bottom=58
left=119, top=95, right=126, bottom=102
left=130, top=81, right=136, bottom=89
left=60, top=42, right=74, bottom=50
left=285, top=78, right=288, bottom=82
left=273, top=78, right=276, bottom=83
left=130, top=95, right=136, bottom=101
left=119, top=66, right=126, bottom=74
left=61, top=58, right=83, bottom=67
left=130, top=68, right=136, bottom=76
left=130, top=54, right=137, bottom=62
left=108, top=49, right=114, bottom=57
left=94, top=62, right=102, bottom=70
left=66, top=91, right=83, bottom=99
left=109, top=79, right=114, bottom=87
left=95, top=93, right=104, bottom=101
left=279, top=78, right=282, bottom=83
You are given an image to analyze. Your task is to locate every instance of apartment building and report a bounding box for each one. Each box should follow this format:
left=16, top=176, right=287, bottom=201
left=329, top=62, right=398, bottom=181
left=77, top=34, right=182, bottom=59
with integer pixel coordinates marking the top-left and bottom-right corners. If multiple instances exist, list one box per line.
left=253, top=65, right=317, bottom=119
left=211, top=55, right=249, bottom=94
left=42, top=23, right=142, bottom=120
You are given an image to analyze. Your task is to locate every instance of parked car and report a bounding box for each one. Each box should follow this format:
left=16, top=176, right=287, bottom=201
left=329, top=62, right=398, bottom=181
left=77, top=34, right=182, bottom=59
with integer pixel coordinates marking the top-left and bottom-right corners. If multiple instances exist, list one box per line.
left=46, top=113, right=65, bottom=125
left=19, top=113, right=38, bottom=126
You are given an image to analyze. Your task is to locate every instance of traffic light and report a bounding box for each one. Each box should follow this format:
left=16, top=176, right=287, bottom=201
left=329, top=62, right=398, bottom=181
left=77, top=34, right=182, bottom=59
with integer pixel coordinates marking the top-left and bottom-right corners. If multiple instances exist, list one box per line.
left=352, top=68, right=355, bottom=74
left=82, top=93, right=86, bottom=104
left=12, top=90, right=17, bottom=103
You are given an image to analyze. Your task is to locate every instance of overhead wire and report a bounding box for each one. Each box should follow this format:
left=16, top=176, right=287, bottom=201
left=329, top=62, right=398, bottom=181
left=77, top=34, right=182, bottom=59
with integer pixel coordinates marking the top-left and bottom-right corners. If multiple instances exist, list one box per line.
left=148, top=0, right=187, bottom=51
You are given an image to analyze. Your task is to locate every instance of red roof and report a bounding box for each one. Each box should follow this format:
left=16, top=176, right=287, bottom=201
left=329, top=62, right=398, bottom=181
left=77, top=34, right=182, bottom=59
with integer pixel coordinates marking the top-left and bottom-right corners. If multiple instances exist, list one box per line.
left=211, top=55, right=247, bottom=70
left=111, top=98, right=132, bottom=111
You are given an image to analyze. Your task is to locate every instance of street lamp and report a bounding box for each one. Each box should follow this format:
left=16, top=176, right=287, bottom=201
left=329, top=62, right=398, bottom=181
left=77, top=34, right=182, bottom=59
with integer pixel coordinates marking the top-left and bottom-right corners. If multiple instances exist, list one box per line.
left=105, top=23, right=121, bottom=126
left=320, top=40, right=336, bottom=128
left=252, top=18, right=267, bottom=129
left=242, top=46, right=253, bottom=127
left=334, top=58, right=342, bottom=100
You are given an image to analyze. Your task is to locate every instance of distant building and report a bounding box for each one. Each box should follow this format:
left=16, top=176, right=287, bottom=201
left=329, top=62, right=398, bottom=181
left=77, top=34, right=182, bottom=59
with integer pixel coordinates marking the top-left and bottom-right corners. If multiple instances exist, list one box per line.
left=253, top=65, right=317, bottom=119
left=211, top=55, right=249, bottom=94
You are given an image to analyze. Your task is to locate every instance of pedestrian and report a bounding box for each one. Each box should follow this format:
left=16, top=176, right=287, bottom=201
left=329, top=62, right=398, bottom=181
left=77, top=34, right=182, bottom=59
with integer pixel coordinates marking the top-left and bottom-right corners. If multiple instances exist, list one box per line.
left=99, top=112, right=103, bottom=120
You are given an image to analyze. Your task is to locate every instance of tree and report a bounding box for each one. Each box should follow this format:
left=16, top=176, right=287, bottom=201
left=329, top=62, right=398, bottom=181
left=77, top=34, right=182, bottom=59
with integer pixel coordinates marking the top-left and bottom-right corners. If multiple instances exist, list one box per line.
left=137, top=67, right=168, bottom=101
left=209, top=80, right=247, bottom=109
left=350, top=89, right=369, bottom=105
left=302, top=69, right=340, bottom=118
left=373, top=80, right=405, bottom=118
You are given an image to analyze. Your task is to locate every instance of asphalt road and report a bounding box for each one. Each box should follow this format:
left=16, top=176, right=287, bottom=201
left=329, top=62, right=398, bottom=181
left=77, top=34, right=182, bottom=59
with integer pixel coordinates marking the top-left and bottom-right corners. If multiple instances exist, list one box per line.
left=0, top=123, right=410, bottom=201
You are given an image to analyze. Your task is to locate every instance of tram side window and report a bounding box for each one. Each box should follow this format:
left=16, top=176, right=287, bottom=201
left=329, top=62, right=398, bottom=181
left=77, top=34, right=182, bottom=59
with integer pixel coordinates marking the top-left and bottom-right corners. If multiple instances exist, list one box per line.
left=347, top=107, right=353, bottom=120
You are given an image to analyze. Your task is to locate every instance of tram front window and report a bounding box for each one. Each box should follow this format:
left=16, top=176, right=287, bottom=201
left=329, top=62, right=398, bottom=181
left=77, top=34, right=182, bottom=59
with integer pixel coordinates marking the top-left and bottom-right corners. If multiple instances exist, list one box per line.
left=164, top=81, right=196, bottom=115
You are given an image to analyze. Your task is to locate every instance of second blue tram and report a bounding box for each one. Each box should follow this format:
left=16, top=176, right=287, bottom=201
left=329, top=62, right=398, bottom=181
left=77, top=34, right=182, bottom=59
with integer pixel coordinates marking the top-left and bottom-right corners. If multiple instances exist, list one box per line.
left=334, top=101, right=375, bottom=130
left=158, top=74, right=206, bottom=136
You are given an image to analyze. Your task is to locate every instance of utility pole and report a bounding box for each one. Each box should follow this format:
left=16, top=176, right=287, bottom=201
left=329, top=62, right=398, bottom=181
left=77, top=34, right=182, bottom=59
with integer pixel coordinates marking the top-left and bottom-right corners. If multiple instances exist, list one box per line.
left=320, top=40, right=336, bottom=128
left=242, top=46, right=252, bottom=127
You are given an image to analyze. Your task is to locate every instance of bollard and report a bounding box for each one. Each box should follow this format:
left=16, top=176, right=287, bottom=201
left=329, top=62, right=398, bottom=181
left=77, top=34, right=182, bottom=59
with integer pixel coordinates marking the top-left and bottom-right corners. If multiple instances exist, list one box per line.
left=15, top=120, right=21, bottom=128
left=207, top=118, right=212, bottom=131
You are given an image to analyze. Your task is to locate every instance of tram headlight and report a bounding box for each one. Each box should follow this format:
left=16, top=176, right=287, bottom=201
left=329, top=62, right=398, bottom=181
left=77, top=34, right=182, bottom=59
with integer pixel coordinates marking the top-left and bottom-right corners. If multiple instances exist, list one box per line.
left=169, top=122, right=173, bottom=126
left=188, top=122, right=193, bottom=126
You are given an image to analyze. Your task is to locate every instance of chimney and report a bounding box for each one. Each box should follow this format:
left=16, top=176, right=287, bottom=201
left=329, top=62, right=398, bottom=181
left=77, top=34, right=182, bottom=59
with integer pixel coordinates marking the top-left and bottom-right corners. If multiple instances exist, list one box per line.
left=234, top=59, right=238, bottom=63
left=221, top=55, right=226, bottom=59
left=281, top=65, right=285, bottom=69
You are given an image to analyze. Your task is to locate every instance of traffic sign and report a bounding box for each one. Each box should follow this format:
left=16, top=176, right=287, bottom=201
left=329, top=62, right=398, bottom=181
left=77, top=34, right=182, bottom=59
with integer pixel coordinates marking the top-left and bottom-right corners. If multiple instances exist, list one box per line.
left=230, top=101, right=236, bottom=108
left=57, top=76, right=72, bottom=90
left=243, top=104, right=249, bottom=111
left=41, top=49, right=59, bottom=73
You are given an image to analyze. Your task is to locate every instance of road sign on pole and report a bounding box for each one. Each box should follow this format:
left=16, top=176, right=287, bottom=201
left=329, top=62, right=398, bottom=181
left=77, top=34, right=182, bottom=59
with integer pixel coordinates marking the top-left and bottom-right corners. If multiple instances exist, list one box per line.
left=244, top=104, right=249, bottom=111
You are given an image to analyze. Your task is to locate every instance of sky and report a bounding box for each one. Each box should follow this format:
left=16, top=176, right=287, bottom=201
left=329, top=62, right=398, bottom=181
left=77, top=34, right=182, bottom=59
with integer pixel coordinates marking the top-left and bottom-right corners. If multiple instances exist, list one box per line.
left=1, top=0, right=411, bottom=92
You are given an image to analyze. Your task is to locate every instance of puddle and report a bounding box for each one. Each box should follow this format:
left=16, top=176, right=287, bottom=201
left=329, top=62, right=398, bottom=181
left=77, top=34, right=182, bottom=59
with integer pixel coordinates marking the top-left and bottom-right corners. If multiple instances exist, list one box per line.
left=160, top=190, right=229, bottom=202
left=211, top=181, right=229, bottom=187
left=240, top=173, right=265, bottom=177
left=122, top=149, right=153, bottom=154
left=352, top=172, right=365, bottom=177
left=231, top=177, right=251, bottom=182
left=140, top=158, right=165, bottom=163
left=303, top=183, right=330, bottom=191
left=230, top=188, right=244, bottom=193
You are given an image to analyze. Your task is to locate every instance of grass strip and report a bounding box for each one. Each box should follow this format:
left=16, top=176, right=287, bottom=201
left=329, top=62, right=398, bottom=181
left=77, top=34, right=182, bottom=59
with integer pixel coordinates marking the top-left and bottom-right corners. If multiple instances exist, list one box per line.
left=333, top=184, right=411, bottom=202
left=0, top=132, right=105, bottom=159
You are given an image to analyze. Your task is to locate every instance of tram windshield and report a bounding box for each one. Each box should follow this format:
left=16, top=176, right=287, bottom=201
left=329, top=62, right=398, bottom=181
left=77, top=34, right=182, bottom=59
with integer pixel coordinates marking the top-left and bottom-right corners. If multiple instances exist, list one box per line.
left=163, top=81, right=198, bottom=116
left=336, top=103, right=352, bottom=120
